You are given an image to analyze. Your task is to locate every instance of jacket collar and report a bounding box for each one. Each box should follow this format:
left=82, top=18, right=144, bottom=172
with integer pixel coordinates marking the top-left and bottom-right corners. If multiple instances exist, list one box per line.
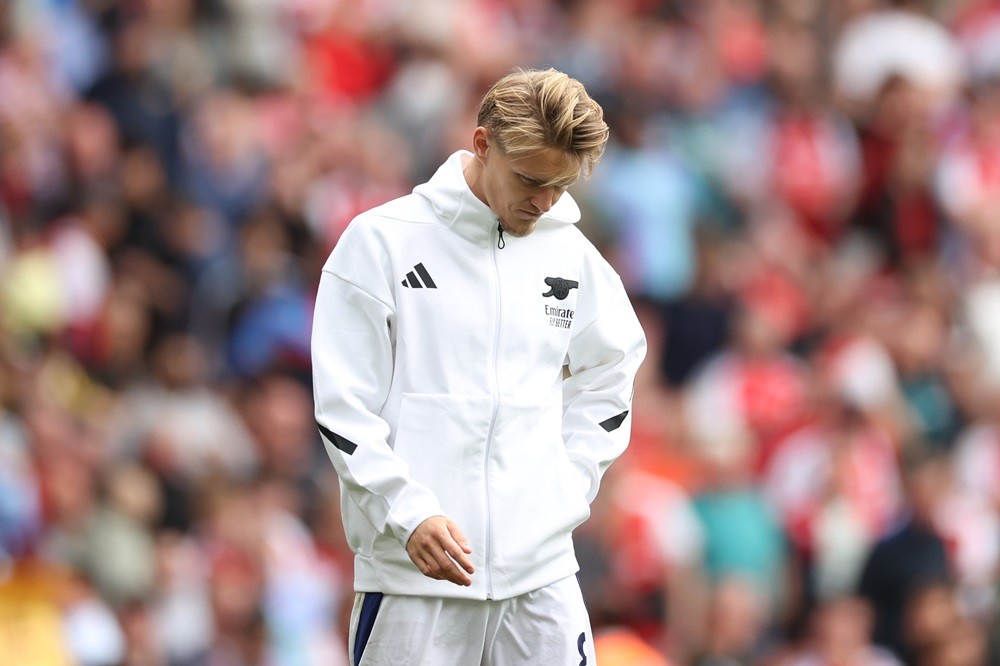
left=413, top=150, right=581, bottom=246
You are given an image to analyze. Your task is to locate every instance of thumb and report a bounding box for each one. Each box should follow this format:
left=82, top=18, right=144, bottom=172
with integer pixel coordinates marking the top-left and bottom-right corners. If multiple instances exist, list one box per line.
left=448, top=520, right=473, bottom=554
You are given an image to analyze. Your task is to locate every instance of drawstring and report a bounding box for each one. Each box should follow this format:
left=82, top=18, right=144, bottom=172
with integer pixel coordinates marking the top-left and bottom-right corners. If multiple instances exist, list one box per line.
left=496, top=222, right=506, bottom=249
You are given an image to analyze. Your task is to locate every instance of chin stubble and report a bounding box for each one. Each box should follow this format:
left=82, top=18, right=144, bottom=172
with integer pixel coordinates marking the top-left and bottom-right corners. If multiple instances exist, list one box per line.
left=497, top=218, right=535, bottom=238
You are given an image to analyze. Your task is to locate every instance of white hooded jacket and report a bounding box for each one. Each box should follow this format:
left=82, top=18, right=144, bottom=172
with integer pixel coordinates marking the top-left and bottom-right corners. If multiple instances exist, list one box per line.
left=312, top=150, right=646, bottom=600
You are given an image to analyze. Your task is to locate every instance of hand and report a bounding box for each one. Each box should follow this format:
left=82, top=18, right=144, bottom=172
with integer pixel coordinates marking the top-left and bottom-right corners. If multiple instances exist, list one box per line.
left=405, top=515, right=475, bottom=586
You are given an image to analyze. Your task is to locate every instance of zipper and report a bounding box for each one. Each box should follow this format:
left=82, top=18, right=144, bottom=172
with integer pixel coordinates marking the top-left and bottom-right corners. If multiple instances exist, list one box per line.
left=482, top=222, right=503, bottom=600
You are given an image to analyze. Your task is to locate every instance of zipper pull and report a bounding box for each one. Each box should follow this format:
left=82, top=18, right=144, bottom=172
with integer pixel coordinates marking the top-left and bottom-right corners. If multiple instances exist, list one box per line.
left=496, top=222, right=505, bottom=249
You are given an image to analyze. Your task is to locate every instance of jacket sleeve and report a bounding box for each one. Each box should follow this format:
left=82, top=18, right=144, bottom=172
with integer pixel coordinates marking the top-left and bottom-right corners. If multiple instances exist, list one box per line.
left=312, top=224, right=443, bottom=547
left=562, top=246, right=647, bottom=503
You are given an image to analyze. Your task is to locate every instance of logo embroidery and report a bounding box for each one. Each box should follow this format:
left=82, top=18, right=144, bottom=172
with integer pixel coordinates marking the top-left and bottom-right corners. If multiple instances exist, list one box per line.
left=545, top=304, right=573, bottom=329
left=401, top=263, right=437, bottom=289
left=577, top=632, right=587, bottom=666
left=542, top=277, right=579, bottom=300
left=542, top=277, right=576, bottom=328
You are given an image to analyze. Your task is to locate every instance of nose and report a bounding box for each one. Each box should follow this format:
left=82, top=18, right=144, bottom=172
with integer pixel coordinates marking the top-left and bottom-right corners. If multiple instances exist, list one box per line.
left=530, top=187, right=558, bottom=214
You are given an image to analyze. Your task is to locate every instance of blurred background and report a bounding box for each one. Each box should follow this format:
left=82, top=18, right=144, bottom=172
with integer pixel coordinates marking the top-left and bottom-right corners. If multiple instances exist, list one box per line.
left=1, top=0, right=1000, bottom=664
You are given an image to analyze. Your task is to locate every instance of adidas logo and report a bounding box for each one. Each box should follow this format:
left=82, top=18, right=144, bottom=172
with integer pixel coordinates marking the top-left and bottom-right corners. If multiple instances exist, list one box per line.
left=401, top=263, right=437, bottom=289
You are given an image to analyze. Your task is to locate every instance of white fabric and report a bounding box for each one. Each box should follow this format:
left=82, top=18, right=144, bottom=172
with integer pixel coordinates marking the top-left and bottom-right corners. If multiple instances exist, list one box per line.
left=827, top=336, right=899, bottom=409
left=348, top=575, right=595, bottom=666
left=312, top=150, right=647, bottom=600
left=965, top=279, right=1000, bottom=387
left=955, top=423, right=1000, bottom=504
left=833, top=9, right=964, bottom=103
left=63, top=598, right=126, bottom=666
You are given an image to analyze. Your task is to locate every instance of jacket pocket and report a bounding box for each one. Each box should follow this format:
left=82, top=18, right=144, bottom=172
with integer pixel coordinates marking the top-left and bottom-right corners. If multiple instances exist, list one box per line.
left=387, top=393, right=493, bottom=555
left=489, top=398, right=591, bottom=575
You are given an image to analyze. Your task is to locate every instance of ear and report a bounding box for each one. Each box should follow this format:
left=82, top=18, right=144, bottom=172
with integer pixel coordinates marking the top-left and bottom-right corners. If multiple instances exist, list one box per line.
left=472, top=127, right=490, bottom=161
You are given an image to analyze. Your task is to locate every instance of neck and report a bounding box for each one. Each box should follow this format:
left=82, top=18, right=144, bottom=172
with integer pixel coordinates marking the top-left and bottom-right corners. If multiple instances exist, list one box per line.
left=462, top=152, right=488, bottom=206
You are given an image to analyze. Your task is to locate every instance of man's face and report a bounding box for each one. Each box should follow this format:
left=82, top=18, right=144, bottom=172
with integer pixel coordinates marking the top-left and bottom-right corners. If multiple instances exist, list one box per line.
left=478, top=132, right=580, bottom=237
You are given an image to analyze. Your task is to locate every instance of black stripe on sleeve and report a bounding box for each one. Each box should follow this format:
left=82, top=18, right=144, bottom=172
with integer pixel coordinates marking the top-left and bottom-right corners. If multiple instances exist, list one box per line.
left=318, top=423, right=358, bottom=455
left=598, top=410, right=629, bottom=433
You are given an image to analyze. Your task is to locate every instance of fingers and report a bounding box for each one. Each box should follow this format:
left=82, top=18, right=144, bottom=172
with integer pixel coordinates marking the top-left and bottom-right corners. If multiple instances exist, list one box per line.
left=410, top=552, right=446, bottom=581
left=412, top=546, right=470, bottom=585
left=430, top=545, right=472, bottom=586
left=406, top=516, right=476, bottom=586
left=449, top=520, right=473, bottom=554
left=446, top=520, right=475, bottom=575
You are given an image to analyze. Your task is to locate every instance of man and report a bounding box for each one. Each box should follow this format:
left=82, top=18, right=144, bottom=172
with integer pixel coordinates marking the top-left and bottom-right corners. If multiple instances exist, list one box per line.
left=312, top=68, right=646, bottom=665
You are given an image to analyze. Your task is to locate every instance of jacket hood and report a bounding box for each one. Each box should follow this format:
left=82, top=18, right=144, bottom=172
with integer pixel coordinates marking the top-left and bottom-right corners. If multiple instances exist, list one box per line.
left=413, top=150, right=581, bottom=245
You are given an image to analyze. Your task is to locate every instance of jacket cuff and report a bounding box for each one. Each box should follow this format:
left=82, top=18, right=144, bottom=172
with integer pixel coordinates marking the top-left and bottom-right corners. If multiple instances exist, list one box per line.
left=386, top=486, right=444, bottom=547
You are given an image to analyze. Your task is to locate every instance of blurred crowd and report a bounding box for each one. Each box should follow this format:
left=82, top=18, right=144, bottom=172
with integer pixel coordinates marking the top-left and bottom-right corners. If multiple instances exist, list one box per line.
left=2, top=0, right=1000, bottom=664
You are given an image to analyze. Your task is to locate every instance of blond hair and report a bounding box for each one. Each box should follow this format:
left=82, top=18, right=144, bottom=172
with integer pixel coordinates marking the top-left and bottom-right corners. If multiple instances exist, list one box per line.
left=477, top=68, right=609, bottom=181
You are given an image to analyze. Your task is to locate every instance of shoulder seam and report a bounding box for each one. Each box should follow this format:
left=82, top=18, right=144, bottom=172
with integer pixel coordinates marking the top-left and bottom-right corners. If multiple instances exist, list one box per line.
left=363, top=213, right=438, bottom=225
left=322, top=270, right=394, bottom=311
left=357, top=195, right=438, bottom=226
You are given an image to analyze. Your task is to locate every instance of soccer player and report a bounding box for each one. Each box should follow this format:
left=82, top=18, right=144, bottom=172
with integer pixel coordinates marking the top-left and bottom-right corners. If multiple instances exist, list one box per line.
left=312, top=68, right=646, bottom=665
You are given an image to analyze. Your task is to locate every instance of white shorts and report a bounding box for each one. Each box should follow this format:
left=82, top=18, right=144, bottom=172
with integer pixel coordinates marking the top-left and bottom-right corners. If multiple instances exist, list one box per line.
left=348, top=575, right=596, bottom=665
